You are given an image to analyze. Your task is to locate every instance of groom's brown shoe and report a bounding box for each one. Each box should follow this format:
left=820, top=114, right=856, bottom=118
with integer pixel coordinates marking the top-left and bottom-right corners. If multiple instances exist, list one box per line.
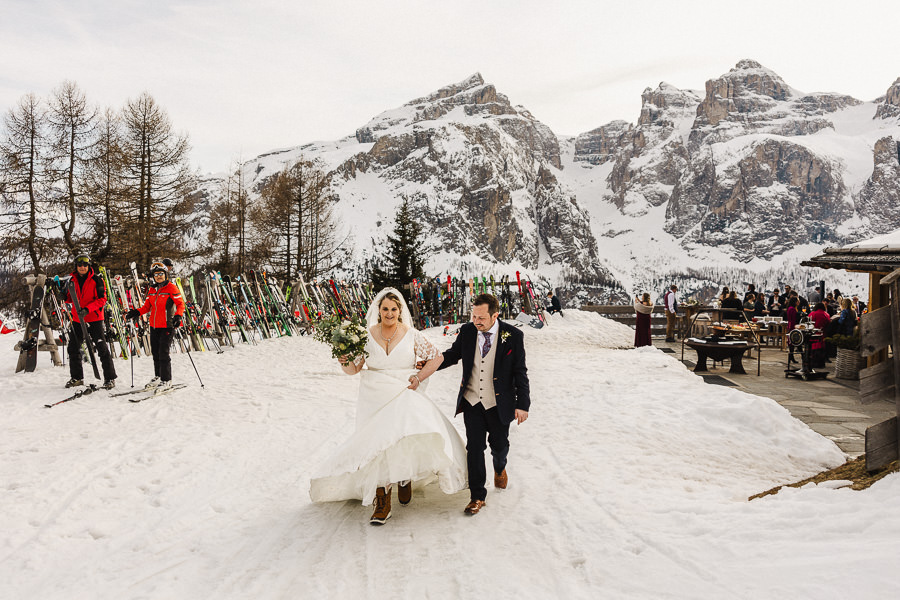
left=398, top=482, right=412, bottom=505
left=464, top=500, right=486, bottom=515
left=370, top=487, right=392, bottom=525
left=494, top=469, right=508, bottom=489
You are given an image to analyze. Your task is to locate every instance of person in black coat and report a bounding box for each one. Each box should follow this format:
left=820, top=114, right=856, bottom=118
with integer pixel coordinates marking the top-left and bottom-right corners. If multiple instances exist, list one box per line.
left=744, top=283, right=757, bottom=302
left=721, top=290, right=743, bottom=320
left=438, top=293, right=530, bottom=516
left=546, top=291, right=562, bottom=315
left=753, top=295, right=766, bottom=317
left=767, top=289, right=783, bottom=318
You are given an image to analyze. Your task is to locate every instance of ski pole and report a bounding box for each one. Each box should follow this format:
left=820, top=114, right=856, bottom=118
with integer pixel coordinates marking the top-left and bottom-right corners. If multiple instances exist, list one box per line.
left=130, top=333, right=134, bottom=388
left=45, top=384, right=99, bottom=408
left=176, top=327, right=204, bottom=388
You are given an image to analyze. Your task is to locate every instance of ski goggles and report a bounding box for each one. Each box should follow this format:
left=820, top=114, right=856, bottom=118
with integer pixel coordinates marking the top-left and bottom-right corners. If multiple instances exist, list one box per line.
left=74, top=256, right=90, bottom=265
left=150, top=261, right=167, bottom=274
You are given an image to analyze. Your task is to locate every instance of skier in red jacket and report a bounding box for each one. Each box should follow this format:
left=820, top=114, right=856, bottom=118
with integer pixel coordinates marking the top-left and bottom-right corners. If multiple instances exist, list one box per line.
left=65, top=253, right=118, bottom=389
left=126, top=260, right=186, bottom=391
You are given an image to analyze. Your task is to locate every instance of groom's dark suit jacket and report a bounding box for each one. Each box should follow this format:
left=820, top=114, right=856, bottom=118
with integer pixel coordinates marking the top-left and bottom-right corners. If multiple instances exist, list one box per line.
left=439, top=320, right=530, bottom=423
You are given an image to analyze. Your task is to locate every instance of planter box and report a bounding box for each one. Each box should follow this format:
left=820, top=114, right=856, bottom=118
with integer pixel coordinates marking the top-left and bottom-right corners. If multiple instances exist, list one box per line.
left=834, top=348, right=865, bottom=380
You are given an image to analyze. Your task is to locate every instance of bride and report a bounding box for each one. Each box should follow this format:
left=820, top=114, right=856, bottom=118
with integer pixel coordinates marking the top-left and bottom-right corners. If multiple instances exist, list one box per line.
left=309, top=287, right=467, bottom=525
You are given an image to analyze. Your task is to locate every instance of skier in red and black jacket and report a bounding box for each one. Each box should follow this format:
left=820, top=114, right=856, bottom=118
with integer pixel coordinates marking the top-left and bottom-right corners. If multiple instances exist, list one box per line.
left=65, top=253, right=117, bottom=389
left=126, top=260, right=185, bottom=391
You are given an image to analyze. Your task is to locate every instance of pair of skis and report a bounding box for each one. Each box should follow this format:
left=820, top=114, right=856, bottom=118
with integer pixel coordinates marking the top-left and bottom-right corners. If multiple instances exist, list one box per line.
left=113, top=383, right=188, bottom=403
left=44, top=383, right=187, bottom=408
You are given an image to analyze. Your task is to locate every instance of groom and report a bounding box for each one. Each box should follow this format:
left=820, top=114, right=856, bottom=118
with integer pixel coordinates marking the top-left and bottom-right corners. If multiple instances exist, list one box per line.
left=439, top=293, right=530, bottom=515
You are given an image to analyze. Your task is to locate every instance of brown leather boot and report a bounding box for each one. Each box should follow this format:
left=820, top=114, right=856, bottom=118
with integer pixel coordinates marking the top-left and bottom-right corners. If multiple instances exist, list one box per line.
left=398, top=481, right=412, bottom=505
left=494, top=469, right=508, bottom=489
left=464, top=499, right=486, bottom=515
left=370, top=487, right=392, bottom=525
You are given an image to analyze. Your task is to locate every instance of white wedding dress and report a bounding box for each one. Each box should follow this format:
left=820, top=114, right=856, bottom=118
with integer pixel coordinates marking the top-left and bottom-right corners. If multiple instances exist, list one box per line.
left=309, top=322, right=468, bottom=506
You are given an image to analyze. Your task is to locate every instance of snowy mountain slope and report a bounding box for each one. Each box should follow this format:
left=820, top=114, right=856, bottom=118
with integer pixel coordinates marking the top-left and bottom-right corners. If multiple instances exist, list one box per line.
left=202, top=74, right=610, bottom=290
left=196, top=62, right=900, bottom=302
left=2, top=312, right=898, bottom=598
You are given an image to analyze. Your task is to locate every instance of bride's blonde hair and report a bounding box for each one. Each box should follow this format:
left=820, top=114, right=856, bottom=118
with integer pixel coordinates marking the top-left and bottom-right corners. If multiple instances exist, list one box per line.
left=378, top=292, right=404, bottom=323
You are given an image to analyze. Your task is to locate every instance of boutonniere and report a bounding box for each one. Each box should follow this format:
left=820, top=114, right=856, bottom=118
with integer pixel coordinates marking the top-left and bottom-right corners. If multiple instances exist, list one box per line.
left=500, top=330, right=511, bottom=344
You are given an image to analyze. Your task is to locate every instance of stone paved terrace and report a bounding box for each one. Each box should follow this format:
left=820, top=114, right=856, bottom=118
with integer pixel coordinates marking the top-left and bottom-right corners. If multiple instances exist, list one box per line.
left=654, top=337, right=896, bottom=457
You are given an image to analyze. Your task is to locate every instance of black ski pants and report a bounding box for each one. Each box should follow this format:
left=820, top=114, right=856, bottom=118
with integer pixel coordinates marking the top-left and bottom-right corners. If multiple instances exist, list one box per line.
left=68, top=320, right=116, bottom=381
left=150, top=327, right=174, bottom=382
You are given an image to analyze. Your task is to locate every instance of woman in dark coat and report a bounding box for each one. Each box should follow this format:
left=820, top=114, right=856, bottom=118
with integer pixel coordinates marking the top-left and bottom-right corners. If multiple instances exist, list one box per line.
left=633, top=293, right=653, bottom=347
left=721, top=291, right=743, bottom=321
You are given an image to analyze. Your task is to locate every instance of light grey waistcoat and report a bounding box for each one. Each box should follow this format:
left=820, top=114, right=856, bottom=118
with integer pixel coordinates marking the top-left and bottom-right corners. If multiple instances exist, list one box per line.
left=464, top=334, right=498, bottom=409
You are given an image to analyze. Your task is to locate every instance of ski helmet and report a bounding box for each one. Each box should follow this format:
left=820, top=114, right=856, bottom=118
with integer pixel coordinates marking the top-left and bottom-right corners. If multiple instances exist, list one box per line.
left=74, top=252, right=91, bottom=266
left=150, top=260, right=168, bottom=277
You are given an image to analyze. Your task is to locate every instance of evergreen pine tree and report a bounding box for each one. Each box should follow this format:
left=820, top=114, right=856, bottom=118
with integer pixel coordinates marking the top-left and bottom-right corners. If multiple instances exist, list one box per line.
left=371, top=199, right=427, bottom=293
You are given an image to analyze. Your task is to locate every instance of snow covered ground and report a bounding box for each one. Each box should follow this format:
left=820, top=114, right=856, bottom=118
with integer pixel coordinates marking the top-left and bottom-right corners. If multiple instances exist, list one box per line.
left=2, top=311, right=898, bottom=599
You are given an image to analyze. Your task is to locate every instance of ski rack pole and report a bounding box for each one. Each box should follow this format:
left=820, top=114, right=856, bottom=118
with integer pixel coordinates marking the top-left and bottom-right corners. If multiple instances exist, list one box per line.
left=175, top=326, right=204, bottom=388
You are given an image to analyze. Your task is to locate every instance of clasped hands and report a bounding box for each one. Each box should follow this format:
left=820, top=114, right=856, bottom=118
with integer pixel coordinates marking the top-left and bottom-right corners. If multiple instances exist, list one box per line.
left=407, top=374, right=421, bottom=390
left=409, top=360, right=430, bottom=390
left=413, top=362, right=529, bottom=423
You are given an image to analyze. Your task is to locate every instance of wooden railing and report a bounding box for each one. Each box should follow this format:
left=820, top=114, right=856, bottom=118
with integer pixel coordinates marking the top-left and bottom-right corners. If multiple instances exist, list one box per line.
left=580, top=304, right=687, bottom=337
left=859, top=266, right=900, bottom=471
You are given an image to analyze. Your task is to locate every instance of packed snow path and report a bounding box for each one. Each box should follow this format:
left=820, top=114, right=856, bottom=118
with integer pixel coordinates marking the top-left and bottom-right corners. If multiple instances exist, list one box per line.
left=1, top=311, right=898, bottom=599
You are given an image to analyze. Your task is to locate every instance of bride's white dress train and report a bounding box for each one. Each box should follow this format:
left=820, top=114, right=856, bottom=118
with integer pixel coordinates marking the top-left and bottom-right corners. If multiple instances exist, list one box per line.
left=309, top=329, right=468, bottom=506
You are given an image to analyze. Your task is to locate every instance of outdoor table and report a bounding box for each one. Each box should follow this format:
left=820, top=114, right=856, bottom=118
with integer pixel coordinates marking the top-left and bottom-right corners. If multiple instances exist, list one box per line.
left=685, top=338, right=753, bottom=374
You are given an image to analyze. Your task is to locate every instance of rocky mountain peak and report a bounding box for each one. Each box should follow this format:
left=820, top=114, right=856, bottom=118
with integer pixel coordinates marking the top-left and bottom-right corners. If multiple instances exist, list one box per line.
left=875, top=77, right=900, bottom=119
left=727, top=59, right=792, bottom=99
left=690, top=59, right=846, bottom=145
left=694, top=59, right=793, bottom=129
left=409, top=72, right=486, bottom=104
left=355, top=73, right=517, bottom=143
left=638, top=82, right=701, bottom=127
left=574, top=120, right=632, bottom=165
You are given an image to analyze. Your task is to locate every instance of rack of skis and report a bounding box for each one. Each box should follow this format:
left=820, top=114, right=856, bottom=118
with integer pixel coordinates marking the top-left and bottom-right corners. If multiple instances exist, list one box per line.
left=15, top=266, right=549, bottom=373
left=406, top=272, right=549, bottom=329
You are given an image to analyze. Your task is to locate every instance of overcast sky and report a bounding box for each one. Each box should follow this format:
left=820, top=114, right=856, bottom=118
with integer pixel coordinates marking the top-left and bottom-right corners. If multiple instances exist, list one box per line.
left=3, top=0, right=899, bottom=174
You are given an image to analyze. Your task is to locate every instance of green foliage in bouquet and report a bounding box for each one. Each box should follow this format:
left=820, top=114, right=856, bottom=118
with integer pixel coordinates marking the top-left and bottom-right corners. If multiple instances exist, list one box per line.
left=826, top=331, right=860, bottom=351
left=314, top=314, right=369, bottom=364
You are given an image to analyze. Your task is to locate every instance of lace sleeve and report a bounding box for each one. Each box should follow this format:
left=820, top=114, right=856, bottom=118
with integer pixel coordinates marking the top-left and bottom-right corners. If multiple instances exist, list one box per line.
left=414, top=330, right=440, bottom=361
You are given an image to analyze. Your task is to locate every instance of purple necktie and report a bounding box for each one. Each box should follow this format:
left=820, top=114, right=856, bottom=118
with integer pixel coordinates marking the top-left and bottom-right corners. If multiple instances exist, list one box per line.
left=481, top=332, right=492, bottom=358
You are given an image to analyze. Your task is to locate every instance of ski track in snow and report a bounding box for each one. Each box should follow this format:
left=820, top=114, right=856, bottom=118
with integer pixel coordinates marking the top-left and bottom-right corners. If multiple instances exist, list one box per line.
left=1, top=311, right=898, bottom=599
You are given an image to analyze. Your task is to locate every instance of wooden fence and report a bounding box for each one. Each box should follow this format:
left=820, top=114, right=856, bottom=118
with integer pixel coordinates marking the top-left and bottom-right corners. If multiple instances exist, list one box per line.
left=859, top=267, right=900, bottom=471
left=581, top=305, right=687, bottom=338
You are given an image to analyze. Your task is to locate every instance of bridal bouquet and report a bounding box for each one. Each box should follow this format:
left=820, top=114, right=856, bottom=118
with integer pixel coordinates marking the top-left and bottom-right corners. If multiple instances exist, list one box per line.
left=314, top=314, right=369, bottom=364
